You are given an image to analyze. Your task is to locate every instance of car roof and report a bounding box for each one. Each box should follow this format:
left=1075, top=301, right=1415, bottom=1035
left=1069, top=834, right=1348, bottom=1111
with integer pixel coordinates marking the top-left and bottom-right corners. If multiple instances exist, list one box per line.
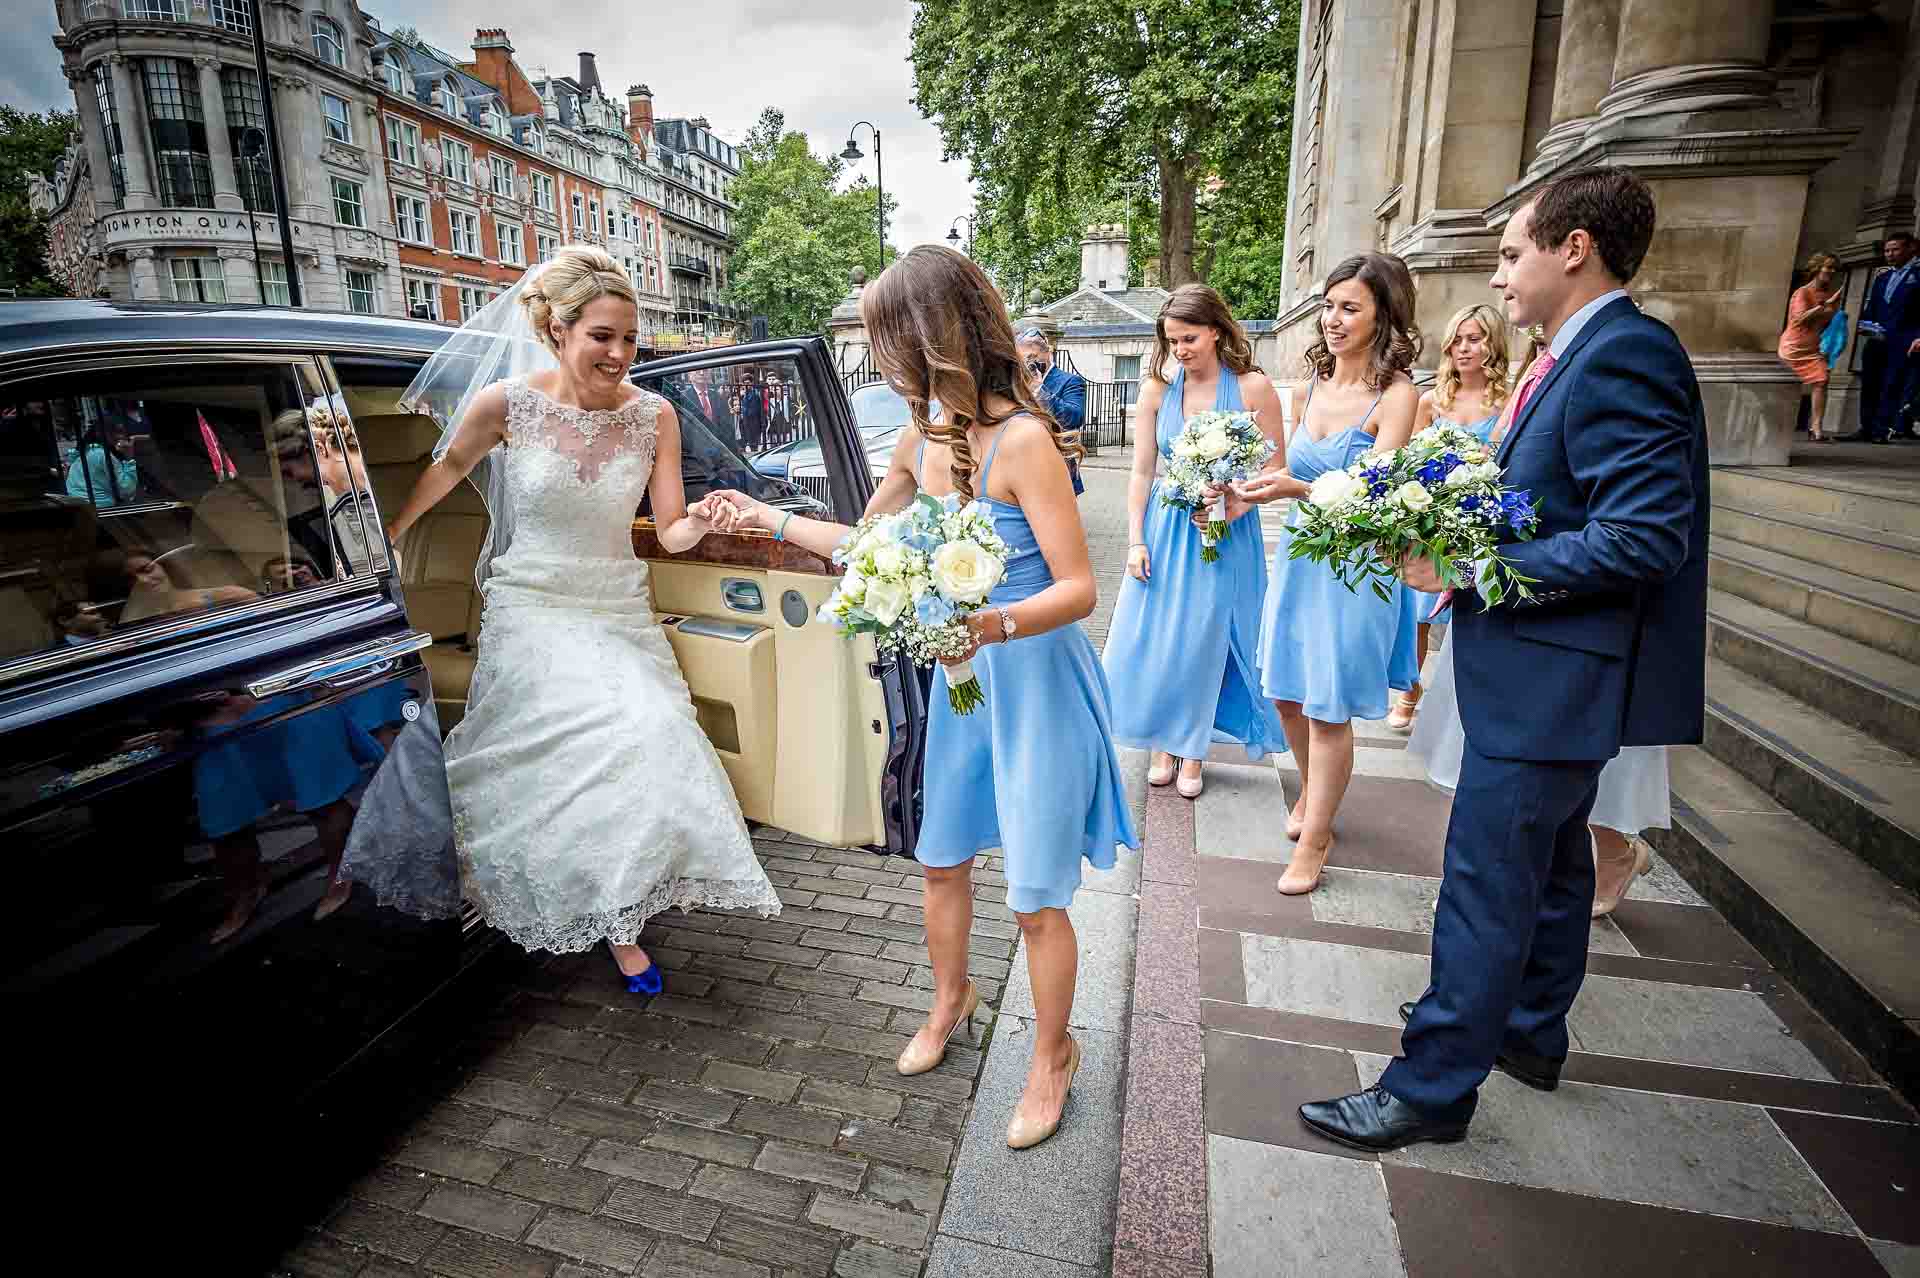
left=0, top=299, right=453, bottom=366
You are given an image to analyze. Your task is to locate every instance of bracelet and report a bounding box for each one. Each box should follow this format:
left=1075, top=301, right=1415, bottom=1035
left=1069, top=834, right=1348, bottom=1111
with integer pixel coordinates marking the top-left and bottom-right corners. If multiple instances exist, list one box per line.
left=774, top=510, right=794, bottom=541
left=1129, top=541, right=1146, bottom=550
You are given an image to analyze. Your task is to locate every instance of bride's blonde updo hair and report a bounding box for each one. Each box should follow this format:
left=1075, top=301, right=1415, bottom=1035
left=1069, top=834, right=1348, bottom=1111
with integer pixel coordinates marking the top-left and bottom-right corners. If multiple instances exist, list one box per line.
left=519, top=246, right=638, bottom=355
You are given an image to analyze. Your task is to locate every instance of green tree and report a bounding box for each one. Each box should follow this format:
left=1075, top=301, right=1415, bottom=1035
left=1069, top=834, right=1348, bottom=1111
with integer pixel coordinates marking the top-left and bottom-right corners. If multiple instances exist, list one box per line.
left=911, top=0, right=1299, bottom=291
left=726, top=107, right=897, bottom=337
left=0, top=106, right=78, bottom=297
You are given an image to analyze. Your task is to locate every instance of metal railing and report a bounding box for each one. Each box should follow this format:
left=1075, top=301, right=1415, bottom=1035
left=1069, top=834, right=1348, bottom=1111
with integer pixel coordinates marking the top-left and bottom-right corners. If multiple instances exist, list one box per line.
left=669, top=252, right=712, bottom=277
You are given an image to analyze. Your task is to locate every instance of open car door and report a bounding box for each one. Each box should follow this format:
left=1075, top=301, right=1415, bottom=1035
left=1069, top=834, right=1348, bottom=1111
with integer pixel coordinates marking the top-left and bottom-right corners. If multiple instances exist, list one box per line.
left=632, top=337, right=926, bottom=857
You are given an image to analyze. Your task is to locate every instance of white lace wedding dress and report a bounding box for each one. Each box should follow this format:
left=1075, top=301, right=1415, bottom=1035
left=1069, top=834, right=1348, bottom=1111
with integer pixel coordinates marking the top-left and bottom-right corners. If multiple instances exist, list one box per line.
left=445, top=377, right=780, bottom=953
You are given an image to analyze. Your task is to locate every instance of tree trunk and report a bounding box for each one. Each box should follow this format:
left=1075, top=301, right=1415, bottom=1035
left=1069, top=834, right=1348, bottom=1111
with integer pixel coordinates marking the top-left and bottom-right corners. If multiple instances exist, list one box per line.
left=1157, top=148, right=1200, bottom=287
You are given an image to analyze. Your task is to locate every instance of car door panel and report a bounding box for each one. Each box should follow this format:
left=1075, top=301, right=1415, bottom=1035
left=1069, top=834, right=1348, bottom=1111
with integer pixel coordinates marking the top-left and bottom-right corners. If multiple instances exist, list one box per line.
left=631, top=338, right=924, bottom=856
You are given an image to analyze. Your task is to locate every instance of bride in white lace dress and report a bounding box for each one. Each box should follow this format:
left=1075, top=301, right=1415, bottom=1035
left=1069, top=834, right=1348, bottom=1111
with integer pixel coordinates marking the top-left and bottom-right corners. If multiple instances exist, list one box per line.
left=384, top=247, right=778, bottom=993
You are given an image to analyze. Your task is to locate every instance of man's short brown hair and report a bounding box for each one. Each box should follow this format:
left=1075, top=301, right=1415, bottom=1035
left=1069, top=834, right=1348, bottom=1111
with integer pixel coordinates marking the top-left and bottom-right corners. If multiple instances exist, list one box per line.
left=1527, top=166, right=1657, bottom=285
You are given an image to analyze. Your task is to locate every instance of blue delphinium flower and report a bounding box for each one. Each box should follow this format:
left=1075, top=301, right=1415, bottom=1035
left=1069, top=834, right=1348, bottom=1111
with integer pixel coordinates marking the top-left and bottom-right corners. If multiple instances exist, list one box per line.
left=942, top=493, right=962, bottom=513
left=915, top=593, right=955, bottom=629
left=1458, top=493, right=1481, bottom=512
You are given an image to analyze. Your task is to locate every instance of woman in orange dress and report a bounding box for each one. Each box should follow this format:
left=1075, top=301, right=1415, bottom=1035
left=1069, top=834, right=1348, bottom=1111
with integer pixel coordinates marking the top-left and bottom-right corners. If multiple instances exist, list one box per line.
left=1777, top=251, right=1844, bottom=441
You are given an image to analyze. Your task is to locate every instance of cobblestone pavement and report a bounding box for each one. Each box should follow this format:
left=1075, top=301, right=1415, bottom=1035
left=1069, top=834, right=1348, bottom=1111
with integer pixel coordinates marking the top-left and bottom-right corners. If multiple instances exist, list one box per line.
left=275, top=473, right=1144, bottom=1278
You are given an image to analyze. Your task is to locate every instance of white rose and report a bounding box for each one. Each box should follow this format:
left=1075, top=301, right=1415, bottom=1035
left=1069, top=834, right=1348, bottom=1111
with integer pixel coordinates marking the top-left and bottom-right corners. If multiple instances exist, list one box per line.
left=1392, top=481, right=1434, bottom=512
left=1171, top=433, right=1200, bottom=460
left=1196, top=427, right=1233, bottom=461
left=865, top=577, right=910, bottom=626
left=1308, top=469, right=1364, bottom=509
left=931, top=540, right=1004, bottom=605
left=839, top=569, right=867, bottom=604
left=872, top=544, right=907, bottom=578
left=1443, top=464, right=1476, bottom=489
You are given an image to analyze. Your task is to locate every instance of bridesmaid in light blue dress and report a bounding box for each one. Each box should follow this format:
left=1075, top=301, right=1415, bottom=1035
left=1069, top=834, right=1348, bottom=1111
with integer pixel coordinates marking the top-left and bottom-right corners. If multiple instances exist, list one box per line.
left=1236, top=252, right=1423, bottom=895
left=1392, top=302, right=1516, bottom=733
left=723, top=245, right=1135, bottom=1153
left=1103, top=286, right=1287, bottom=798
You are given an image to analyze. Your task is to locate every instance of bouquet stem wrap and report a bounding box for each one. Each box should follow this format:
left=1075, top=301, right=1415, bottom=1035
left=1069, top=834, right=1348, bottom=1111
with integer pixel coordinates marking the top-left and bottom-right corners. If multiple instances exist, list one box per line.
left=943, top=657, right=983, bottom=714
left=1202, top=492, right=1230, bottom=562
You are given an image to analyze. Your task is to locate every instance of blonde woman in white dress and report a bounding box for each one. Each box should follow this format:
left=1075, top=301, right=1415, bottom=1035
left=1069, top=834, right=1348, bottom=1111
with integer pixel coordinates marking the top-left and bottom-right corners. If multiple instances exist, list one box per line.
left=382, top=247, right=778, bottom=993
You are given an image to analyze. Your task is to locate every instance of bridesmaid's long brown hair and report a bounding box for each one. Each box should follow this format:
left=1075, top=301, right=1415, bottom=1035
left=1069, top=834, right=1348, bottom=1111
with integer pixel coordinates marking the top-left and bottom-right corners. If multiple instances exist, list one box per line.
left=1146, top=284, right=1256, bottom=385
left=861, top=245, right=1079, bottom=502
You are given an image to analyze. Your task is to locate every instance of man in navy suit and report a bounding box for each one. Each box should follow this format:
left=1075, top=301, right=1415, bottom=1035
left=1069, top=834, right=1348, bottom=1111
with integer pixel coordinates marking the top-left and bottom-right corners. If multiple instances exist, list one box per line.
left=1017, top=328, right=1087, bottom=496
left=1847, top=232, right=1920, bottom=443
left=1300, top=167, right=1709, bottom=1151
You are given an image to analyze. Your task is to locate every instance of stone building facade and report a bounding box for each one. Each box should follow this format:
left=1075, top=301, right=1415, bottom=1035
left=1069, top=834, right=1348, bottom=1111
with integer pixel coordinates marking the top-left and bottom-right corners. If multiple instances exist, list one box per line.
left=652, top=116, right=746, bottom=348
left=1276, top=0, right=1920, bottom=464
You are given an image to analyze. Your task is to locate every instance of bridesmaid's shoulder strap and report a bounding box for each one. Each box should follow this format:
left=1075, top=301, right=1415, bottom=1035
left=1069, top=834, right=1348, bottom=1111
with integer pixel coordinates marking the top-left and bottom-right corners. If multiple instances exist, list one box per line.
left=914, top=435, right=927, bottom=486
left=978, top=425, right=1010, bottom=492
left=1278, top=382, right=1298, bottom=445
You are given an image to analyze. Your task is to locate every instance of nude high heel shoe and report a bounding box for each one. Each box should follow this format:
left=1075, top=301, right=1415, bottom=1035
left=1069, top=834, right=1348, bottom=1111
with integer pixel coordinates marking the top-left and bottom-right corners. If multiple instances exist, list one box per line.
left=1007, top=1036, right=1081, bottom=1150
left=1176, top=761, right=1204, bottom=799
left=896, top=981, right=979, bottom=1076
left=1590, top=834, right=1652, bottom=918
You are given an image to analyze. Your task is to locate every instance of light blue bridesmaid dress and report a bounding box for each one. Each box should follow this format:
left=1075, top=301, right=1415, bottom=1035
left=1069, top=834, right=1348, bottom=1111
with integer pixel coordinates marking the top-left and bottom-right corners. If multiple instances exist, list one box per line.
left=1102, top=368, right=1285, bottom=761
left=913, top=433, right=1139, bottom=913
left=1410, top=409, right=1501, bottom=627
left=1256, top=381, right=1420, bottom=723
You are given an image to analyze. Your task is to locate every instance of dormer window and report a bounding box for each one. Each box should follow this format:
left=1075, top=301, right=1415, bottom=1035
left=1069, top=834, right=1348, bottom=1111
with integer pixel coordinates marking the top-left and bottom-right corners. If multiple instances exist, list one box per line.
left=481, top=103, right=507, bottom=137
left=380, top=57, right=406, bottom=93
left=311, top=15, right=345, bottom=68
left=437, top=79, right=460, bottom=115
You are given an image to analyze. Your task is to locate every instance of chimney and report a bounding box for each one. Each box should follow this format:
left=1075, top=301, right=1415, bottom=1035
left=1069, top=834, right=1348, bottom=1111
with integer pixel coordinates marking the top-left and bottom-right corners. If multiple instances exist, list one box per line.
left=691, top=116, right=711, bottom=131
left=626, top=84, right=654, bottom=151
left=1080, top=223, right=1129, bottom=292
left=577, top=51, right=601, bottom=93
left=470, top=29, right=519, bottom=102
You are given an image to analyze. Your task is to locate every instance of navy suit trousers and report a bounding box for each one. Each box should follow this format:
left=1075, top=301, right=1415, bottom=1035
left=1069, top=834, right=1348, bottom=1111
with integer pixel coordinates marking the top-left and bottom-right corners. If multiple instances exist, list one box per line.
left=1379, top=742, right=1606, bottom=1117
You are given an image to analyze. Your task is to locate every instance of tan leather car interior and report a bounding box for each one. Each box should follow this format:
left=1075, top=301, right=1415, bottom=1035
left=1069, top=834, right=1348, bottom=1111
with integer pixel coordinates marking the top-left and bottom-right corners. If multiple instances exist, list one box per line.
left=339, top=381, right=886, bottom=847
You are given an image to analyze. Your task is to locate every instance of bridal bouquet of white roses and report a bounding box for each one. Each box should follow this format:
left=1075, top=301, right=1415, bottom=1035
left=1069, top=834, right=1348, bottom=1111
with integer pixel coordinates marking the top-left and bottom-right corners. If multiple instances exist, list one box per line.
left=1286, top=422, right=1540, bottom=606
left=821, top=492, right=1010, bottom=714
left=1161, top=410, right=1278, bottom=562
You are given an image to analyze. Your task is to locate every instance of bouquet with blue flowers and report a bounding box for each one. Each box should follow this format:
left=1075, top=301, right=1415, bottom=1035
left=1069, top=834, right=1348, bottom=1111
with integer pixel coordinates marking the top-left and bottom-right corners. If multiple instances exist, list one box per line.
left=1285, top=423, right=1540, bottom=606
left=820, top=492, right=1010, bottom=714
left=1160, top=410, right=1279, bottom=562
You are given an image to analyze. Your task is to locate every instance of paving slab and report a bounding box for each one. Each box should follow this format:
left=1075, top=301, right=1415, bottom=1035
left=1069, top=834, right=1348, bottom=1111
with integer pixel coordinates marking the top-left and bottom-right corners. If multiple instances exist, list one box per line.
left=1193, top=762, right=1294, bottom=862
left=1002, top=887, right=1136, bottom=1033
left=938, top=1017, right=1126, bottom=1269
left=1566, top=972, right=1836, bottom=1080
left=1207, top=1136, right=1406, bottom=1278
left=924, top=1235, right=1103, bottom=1276
left=1239, top=933, right=1430, bottom=1026
left=1309, top=866, right=1638, bottom=957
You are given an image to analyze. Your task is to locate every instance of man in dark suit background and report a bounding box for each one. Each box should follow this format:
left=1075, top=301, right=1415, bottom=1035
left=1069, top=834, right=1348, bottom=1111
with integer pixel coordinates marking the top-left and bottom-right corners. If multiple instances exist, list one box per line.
left=1016, top=328, right=1087, bottom=496
left=738, top=375, right=767, bottom=452
left=1847, top=231, right=1920, bottom=443
left=1300, top=167, right=1709, bottom=1151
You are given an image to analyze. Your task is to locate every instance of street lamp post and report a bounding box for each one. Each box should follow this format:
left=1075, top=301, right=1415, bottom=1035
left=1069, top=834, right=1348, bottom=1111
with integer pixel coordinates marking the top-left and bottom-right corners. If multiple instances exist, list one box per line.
left=840, top=122, right=884, bottom=263
left=247, top=0, right=301, bottom=305
left=944, top=214, right=976, bottom=256
left=238, top=127, right=266, bottom=302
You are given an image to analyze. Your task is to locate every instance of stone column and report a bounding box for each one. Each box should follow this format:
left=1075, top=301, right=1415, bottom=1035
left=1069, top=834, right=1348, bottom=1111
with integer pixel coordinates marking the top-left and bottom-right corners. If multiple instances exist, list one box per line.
left=68, top=67, right=121, bottom=211
left=1855, top=0, right=1920, bottom=242
left=219, top=247, right=262, bottom=303
left=107, top=56, right=156, bottom=210
left=825, top=266, right=870, bottom=371
left=1528, top=0, right=1623, bottom=173
left=195, top=57, right=244, bottom=213
left=124, top=247, right=163, bottom=300
left=273, top=73, right=324, bottom=222
left=1599, top=0, right=1775, bottom=120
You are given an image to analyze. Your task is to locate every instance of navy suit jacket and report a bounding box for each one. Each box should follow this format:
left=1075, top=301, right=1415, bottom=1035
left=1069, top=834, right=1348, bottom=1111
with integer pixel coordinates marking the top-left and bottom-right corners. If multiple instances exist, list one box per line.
left=1039, top=365, right=1087, bottom=432
left=1452, top=296, right=1709, bottom=762
left=1864, top=266, right=1920, bottom=346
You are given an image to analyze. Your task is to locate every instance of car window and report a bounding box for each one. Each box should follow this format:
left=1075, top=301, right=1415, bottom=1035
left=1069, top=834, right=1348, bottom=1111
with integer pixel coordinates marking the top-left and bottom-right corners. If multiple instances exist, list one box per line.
left=850, top=382, right=941, bottom=431
left=0, top=359, right=355, bottom=668
left=644, top=357, right=821, bottom=510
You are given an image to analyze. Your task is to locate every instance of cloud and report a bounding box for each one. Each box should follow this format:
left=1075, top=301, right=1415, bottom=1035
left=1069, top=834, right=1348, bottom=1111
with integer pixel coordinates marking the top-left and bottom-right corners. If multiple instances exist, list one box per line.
left=393, top=0, right=975, bottom=245
left=1, top=5, right=76, bottom=114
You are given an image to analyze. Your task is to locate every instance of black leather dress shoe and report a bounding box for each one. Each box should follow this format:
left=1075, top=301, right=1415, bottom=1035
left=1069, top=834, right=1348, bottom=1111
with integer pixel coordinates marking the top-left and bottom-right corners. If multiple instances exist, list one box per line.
left=1396, top=1002, right=1562, bottom=1091
left=1300, top=1085, right=1470, bottom=1152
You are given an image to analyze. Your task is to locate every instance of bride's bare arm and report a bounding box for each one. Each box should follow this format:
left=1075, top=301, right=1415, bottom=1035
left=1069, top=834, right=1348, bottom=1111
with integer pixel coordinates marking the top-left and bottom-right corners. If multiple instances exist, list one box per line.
left=387, top=382, right=508, bottom=543
left=647, top=399, right=731, bottom=552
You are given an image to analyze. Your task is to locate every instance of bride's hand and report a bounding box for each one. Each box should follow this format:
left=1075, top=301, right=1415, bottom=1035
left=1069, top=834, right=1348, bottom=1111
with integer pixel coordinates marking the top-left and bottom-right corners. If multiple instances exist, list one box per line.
left=706, top=488, right=772, bottom=533
left=689, top=494, right=739, bottom=532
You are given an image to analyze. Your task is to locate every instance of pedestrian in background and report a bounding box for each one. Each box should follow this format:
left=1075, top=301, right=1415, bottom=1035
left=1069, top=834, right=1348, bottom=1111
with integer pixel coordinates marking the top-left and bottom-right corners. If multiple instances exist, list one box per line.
left=1777, top=251, right=1845, bottom=442
left=1847, top=231, right=1920, bottom=443
left=1017, top=328, right=1086, bottom=496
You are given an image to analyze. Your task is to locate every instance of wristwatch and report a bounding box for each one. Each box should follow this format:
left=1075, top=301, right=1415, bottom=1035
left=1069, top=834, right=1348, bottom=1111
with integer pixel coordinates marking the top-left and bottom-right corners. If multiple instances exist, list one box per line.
left=995, top=605, right=1017, bottom=641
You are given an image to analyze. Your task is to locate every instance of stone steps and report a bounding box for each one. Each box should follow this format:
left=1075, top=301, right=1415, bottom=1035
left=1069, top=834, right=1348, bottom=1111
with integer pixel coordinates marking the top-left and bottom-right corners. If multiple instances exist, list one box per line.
left=1714, top=466, right=1920, bottom=538
left=1713, top=503, right=1920, bottom=593
left=1708, top=535, right=1920, bottom=665
left=1707, top=588, right=1920, bottom=761
left=1650, top=746, right=1920, bottom=1105
left=1705, top=658, right=1920, bottom=896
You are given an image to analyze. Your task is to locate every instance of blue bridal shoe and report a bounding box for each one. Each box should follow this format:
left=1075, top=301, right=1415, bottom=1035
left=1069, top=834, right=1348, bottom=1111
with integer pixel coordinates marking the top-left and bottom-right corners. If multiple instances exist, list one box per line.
left=608, top=944, right=663, bottom=996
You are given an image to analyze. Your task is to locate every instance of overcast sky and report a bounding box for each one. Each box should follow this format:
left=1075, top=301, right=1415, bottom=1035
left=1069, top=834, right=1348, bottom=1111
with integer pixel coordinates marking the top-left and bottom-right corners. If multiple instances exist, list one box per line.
left=4, top=1, right=977, bottom=248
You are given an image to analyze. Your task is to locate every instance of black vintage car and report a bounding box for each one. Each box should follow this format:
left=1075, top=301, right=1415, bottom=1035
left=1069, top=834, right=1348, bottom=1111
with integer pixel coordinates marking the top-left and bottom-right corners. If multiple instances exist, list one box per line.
left=0, top=300, right=927, bottom=1267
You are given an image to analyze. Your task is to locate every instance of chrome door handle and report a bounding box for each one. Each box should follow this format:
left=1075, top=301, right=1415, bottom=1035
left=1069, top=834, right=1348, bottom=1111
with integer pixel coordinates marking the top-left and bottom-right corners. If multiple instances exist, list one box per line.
left=247, top=630, right=433, bottom=699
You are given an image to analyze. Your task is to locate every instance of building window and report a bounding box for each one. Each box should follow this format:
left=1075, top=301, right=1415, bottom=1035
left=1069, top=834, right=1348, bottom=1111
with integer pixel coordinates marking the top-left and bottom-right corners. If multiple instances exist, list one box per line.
left=169, top=256, right=226, bottom=303
left=607, top=207, right=618, bottom=238
left=1113, top=354, right=1142, bottom=407
left=404, top=277, right=441, bottom=321
left=90, top=65, right=126, bottom=202
left=219, top=69, right=274, bottom=212
left=497, top=221, right=523, bottom=265
left=570, top=192, right=585, bottom=237
left=536, top=231, right=557, bottom=262
left=209, top=0, right=251, bottom=34
left=385, top=115, right=419, bottom=167
left=345, top=269, right=377, bottom=315
left=437, top=80, right=460, bottom=116
left=449, top=208, right=479, bottom=256
left=331, top=176, right=365, bottom=227
left=260, top=258, right=290, bottom=306
left=321, top=93, right=352, bottom=145
left=122, top=0, right=186, bottom=18
left=458, top=286, right=486, bottom=321
left=532, top=172, right=554, bottom=212
left=140, top=58, right=214, bottom=209
left=381, top=57, right=407, bottom=94
left=441, top=138, right=472, bottom=186
left=481, top=105, right=507, bottom=138
left=394, top=192, right=428, bottom=244
left=490, top=155, right=515, bottom=197
left=312, top=16, right=346, bottom=68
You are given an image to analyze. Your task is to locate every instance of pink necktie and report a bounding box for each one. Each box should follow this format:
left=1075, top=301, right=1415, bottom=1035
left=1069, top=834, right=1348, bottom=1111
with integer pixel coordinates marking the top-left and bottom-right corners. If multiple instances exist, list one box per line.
left=1507, top=350, right=1557, bottom=428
